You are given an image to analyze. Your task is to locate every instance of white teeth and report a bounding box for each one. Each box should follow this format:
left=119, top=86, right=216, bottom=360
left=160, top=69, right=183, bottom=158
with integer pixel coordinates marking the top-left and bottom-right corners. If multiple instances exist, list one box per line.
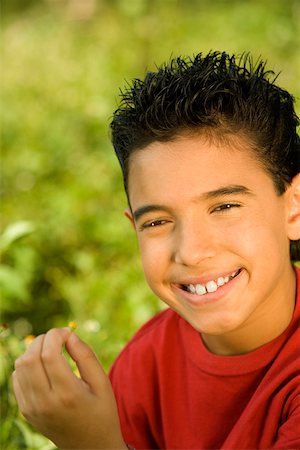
left=195, top=284, right=206, bottom=295
left=189, top=284, right=196, bottom=294
left=217, top=277, right=225, bottom=286
left=206, top=281, right=218, bottom=293
left=185, top=269, right=240, bottom=296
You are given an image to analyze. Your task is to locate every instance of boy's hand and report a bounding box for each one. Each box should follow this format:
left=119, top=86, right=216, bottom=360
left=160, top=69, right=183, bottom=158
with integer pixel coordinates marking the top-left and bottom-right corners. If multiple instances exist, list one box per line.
left=12, top=328, right=127, bottom=450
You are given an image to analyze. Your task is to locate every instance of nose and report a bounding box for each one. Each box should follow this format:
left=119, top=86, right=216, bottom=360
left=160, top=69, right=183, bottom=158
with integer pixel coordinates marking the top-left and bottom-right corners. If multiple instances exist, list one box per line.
left=173, top=219, right=218, bottom=266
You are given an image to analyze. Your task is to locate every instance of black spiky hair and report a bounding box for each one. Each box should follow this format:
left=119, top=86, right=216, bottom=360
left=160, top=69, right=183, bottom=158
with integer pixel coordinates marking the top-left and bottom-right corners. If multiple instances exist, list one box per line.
left=110, top=50, right=300, bottom=259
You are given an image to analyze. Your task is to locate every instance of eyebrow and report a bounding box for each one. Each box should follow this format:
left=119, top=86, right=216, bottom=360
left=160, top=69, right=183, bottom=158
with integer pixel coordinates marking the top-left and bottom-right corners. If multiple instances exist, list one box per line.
left=132, top=184, right=254, bottom=222
left=200, top=184, right=254, bottom=200
left=133, top=204, right=172, bottom=222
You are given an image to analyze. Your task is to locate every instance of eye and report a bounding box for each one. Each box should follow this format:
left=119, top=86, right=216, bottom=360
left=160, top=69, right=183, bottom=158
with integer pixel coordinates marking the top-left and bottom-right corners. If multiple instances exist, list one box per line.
left=140, top=219, right=169, bottom=230
left=212, top=203, right=241, bottom=213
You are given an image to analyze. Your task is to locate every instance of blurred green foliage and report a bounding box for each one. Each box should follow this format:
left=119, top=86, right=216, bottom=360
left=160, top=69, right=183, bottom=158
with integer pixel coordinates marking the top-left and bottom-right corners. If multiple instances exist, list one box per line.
left=1, top=0, right=299, bottom=448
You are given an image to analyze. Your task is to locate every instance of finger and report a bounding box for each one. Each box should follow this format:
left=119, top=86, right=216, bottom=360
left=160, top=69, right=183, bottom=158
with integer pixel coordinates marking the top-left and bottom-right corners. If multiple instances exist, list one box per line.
left=14, top=334, right=45, bottom=370
left=40, top=328, right=79, bottom=391
left=12, top=370, right=27, bottom=413
left=65, top=332, right=108, bottom=394
left=13, top=335, right=51, bottom=418
left=14, top=334, right=51, bottom=392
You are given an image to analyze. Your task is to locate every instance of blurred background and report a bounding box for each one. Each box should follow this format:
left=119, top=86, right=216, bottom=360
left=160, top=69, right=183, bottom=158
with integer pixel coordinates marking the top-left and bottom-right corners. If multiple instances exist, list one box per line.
left=1, top=0, right=299, bottom=448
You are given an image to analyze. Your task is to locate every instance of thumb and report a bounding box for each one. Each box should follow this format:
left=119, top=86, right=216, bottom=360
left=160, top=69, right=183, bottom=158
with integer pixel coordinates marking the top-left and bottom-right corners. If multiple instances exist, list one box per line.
left=65, top=332, right=108, bottom=393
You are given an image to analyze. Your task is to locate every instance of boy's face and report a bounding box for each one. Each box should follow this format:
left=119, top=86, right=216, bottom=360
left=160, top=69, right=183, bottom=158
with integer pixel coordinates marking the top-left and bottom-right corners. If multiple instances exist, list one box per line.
left=126, top=134, right=297, bottom=354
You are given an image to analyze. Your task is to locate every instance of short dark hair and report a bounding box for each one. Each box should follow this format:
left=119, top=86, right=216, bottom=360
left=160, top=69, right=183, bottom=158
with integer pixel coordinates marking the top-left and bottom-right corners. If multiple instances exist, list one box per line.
left=110, top=51, right=300, bottom=260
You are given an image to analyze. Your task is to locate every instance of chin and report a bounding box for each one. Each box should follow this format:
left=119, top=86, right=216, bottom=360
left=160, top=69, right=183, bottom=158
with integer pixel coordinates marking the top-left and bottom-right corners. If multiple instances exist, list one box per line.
left=186, top=312, right=243, bottom=336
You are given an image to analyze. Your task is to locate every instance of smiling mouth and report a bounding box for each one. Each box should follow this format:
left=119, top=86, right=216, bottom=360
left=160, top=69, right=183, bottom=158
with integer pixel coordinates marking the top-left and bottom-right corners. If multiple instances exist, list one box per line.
left=180, top=269, right=242, bottom=296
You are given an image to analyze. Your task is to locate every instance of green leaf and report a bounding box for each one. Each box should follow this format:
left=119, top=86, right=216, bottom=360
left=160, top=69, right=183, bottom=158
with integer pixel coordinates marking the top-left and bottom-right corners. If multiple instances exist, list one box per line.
left=0, top=221, right=35, bottom=254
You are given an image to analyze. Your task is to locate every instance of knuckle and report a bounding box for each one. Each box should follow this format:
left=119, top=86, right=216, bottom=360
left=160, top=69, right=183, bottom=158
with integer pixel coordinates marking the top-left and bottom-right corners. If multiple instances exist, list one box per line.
left=40, top=348, right=55, bottom=364
left=14, top=356, right=24, bottom=369
left=15, top=353, right=36, bottom=369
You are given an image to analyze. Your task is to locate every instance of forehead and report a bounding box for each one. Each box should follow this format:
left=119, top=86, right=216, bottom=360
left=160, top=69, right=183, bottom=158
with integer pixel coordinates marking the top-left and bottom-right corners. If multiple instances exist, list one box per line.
left=127, top=134, right=272, bottom=205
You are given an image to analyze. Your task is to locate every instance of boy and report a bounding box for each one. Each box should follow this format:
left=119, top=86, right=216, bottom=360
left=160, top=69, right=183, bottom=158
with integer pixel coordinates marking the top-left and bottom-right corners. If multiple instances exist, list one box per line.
left=13, top=51, right=300, bottom=449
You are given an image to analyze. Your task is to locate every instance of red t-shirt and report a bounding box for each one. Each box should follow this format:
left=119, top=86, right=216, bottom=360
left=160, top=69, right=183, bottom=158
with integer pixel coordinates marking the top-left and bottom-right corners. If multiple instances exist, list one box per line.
left=109, top=267, right=300, bottom=449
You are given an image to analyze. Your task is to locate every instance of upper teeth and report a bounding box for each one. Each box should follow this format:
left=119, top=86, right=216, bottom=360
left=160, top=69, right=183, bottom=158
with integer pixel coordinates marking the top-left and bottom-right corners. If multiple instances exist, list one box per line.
left=186, top=270, right=239, bottom=296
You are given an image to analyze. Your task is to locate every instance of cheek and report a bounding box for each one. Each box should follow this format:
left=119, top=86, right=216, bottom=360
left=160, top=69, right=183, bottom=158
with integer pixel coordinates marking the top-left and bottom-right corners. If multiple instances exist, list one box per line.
left=137, top=238, right=168, bottom=283
left=231, top=214, right=288, bottom=270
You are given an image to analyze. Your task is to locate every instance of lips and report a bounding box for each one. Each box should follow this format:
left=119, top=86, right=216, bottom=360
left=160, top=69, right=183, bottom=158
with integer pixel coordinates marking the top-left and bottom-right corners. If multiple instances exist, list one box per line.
left=180, top=269, right=242, bottom=296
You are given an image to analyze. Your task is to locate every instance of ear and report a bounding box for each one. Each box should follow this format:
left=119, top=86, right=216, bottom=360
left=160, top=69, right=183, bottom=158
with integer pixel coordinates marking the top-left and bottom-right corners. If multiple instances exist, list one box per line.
left=286, top=173, right=300, bottom=240
left=124, top=208, right=136, bottom=230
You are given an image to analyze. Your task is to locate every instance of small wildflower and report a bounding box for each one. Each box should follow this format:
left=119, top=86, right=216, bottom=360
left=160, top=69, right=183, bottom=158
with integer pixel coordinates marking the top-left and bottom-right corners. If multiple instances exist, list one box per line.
left=24, top=335, right=35, bottom=347
left=68, top=321, right=77, bottom=331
